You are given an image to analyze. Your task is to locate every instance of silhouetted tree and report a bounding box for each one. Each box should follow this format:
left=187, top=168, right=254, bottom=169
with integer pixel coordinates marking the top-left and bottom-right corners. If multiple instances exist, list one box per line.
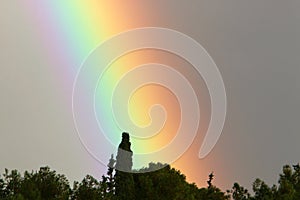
left=207, top=172, right=214, bottom=189
left=0, top=175, right=6, bottom=198
left=292, top=163, right=300, bottom=200
left=276, top=165, right=296, bottom=200
left=107, top=154, right=115, bottom=197
left=4, top=132, right=300, bottom=200
left=18, top=171, right=41, bottom=200
left=230, top=182, right=250, bottom=200
left=2, top=169, right=22, bottom=198
left=99, top=155, right=116, bottom=200
left=71, top=175, right=101, bottom=200
left=202, top=172, right=229, bottom=200
left=133, top=163, right=200, bottom=200
left=0, top=167, right=70, bottom=200
left=114, top=132, right=135, bottom=200
left=252, top=178, right=275, bottom=200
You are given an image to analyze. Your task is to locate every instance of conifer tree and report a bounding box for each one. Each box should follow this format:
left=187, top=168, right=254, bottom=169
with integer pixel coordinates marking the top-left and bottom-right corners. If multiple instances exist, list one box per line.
left=114, top=132, right=135, bottom=200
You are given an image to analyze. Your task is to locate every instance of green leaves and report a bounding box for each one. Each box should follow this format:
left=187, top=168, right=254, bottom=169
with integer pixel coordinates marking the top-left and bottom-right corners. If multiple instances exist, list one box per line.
left=1, top=132, right=298, bottom=200
left=71, top=175, right=101, bottom=200
left=0, top=167, right=70, bottom=200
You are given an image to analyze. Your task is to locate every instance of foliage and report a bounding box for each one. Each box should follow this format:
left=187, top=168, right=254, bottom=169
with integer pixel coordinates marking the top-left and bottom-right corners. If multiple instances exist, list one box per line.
left=115, top=132, right=135, bottom=200
left=229, top=182, right=251, bottom=200
left=71, top=175, right=101, bottom=200
left=0, top=167, right=70, bottom=200
left=1, top=133, right=300, bottom=199
left=1, top=163, right=300, bottom=199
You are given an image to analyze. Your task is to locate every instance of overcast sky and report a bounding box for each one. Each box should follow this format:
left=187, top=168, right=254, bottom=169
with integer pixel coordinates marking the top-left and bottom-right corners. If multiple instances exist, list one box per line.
left=1, top=0, right=300, bottom=191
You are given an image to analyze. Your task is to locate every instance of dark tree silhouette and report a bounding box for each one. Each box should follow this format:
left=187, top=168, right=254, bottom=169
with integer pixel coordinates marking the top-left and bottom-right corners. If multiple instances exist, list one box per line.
left=72, top=175, right=101, bottom=200
left=230, top=182, right=250, bottom=200
left=114, top=132, right=135, bottom=200
left=207, top=172, right=214, bottom=189
left=0, top=167, right=70, bottom=200
left=1, top=132, right=300, bottom=200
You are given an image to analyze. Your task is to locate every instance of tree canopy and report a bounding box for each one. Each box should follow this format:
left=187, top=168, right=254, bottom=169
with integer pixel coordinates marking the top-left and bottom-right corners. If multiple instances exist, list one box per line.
left=0, top=133, right=299, bottom=200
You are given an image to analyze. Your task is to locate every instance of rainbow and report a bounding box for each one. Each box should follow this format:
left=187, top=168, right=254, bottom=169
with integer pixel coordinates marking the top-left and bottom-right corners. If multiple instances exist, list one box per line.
left=23, top=1, right=227, bottom=188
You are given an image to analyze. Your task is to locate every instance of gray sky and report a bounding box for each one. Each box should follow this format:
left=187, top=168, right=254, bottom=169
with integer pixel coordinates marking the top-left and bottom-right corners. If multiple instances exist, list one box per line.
left=1, top=0, right=300, bottom=191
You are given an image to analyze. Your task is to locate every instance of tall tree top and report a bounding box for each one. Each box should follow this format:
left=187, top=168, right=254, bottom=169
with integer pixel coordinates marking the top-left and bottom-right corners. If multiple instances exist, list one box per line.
left=115, top=132, right=133, bottom=172
left=118, top=132, right=132, bottom=153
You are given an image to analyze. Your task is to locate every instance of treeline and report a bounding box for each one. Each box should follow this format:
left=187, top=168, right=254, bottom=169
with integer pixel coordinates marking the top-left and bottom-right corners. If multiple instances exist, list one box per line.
left=1, top=132, right=300, bottom=200
left=1, top=163, right=300, bottom=200
left=0, top=163, right=228, bottom=200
